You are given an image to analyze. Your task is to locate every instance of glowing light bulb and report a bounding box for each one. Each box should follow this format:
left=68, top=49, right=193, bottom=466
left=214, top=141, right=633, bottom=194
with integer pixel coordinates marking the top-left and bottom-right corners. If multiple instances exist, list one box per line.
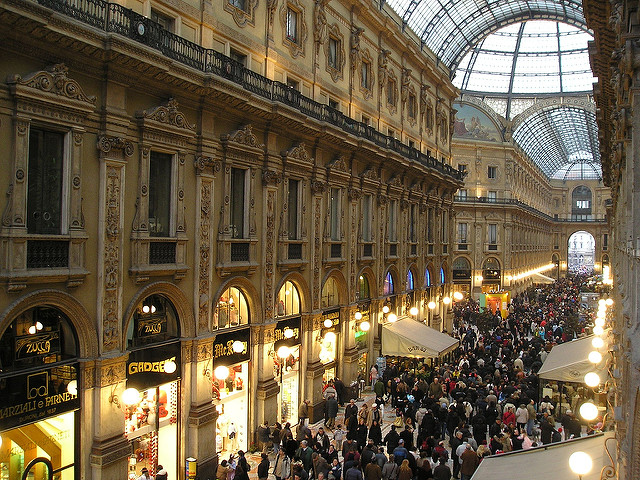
left=359, top=321, right=370, bottom=332
left=354, top=311, right=363, bottom=321
left=28, top=325, right=37, bottom=335
left=151, top=305, right=156, bottom=314
left=443, top=297, right=451, bottom=305
left=214, top=366, right=230, bottom=380
left=277, top=346, right=291, bottom=359
left=67, top=380, right=78, bottom=396
left=324, top=332, right=336, bottom=343
left=584, top=372, right=600, bottom=387
left=579, top=402, right=598, bottom=421
left=595, top=318, right=605, bottom=327
left=569, top=451, right=592, bottom=476
left=387, top=313, right=398, bottom=323
left=427, top=301, right=436, bottom=309
left=284, top=328, right=294, bottom=338
left=382, top=305, right=390, bottom=314
left=36, top=321, right=43, bottom=331
left=453, top=291, right=463, bottom=301
left=164, top=360, right=177, bottom=374
left=592, top=337, right=605, bottom=349
left=142, top=305, right=150, bottom=314
left=232, top=340, right=245, bottom=353
left=588, top=351, right=602, bottom=364
left=598, top=299, right=606, bottom=307
left=605, top=298, right=614, bottom=306
left=122, top=387, right=141, bottom=405
left=593, top=326, right=604, bottom=336
left=324, top=319, right=333, bottom=328
left=409, top=306, right=419, bottom=316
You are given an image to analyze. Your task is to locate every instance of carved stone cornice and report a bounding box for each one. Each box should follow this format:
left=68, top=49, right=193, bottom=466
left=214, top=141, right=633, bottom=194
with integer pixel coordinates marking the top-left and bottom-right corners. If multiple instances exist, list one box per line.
left=136, top=98, right=196, bottom=147
left=262, top=169, right=282, bottom=186
left=194, top=155, right=221, bottom=175
left=311, top=179, right=326, bottom=194
left=8, top=63, right=96, bottom=105
left=347, top=187, right=362, bottom=201
left=282, top=143, right=314, bottom=164
left=137, top=97, right=195, bottom=130
left=221, top=124, right=265, bottom=161
left=97, top=135, right=134, bottom=159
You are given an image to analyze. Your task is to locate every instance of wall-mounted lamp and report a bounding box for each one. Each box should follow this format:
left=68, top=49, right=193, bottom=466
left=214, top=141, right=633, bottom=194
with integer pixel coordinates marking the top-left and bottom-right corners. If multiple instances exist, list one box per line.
left=442, top=297, right=451, bottom=305
left=359, top=321, right=370, bottom=332
left=427, top=301, right=436, bottom=309
left=409, top=306, right=419, bottom=316
left=354, top=311, right=363, bottom=321
left=122, top=387, right=141, bottom=406
left=323, top=318, right=333, bottom=328
left=108, top=386, right=121, bottom=409
left=568, top=451, right=592, bottom=479
left=214, top=365, right=230, bottom=380
left=232, top=340, right=244, bottom=353
left=387, top=313, right=398, bottom=323
left=284, top=327, right=294, bottom=338
left=67, top=380, right=78, bottom=396
left=453, top=291, right=464, bottom=301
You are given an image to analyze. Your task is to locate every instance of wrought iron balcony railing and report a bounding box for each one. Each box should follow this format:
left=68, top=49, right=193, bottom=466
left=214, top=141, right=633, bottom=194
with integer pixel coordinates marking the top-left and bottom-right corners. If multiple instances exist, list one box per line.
left=30, top=0, right=464, bottom=182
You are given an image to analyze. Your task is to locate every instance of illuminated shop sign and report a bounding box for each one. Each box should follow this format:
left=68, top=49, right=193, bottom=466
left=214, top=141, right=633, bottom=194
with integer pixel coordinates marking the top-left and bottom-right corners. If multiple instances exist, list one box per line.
left=274, top=317, right=301, bottom=349
left=14, top=331, right=61, bottom=360
left=127, top=342, right=180, bottom=391
left=0, top=364, right=79, bottom=431
left=321, top=308, right=340, bottom=331
left=213, top=327, right=251, bottom=367
left=135, top=315, right=167, bottom=338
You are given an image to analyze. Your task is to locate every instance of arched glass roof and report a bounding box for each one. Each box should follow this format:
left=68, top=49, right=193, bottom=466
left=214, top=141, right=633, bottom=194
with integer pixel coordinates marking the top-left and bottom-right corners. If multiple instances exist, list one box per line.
left=454, top=21, right=595, bottom=98
left=512, top=105, right=601, bottom=180
left=384, top=0, right=586, bottom=71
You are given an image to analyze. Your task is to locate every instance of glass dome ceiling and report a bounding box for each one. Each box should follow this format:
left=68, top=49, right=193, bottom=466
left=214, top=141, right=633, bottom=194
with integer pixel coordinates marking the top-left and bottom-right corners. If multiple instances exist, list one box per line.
left=453, top=21, right=595, bottom=99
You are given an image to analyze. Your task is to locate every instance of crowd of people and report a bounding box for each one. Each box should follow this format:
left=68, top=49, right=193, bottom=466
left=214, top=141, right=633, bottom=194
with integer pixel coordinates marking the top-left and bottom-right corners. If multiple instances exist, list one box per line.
left=216, top=275, right=603, bottom=480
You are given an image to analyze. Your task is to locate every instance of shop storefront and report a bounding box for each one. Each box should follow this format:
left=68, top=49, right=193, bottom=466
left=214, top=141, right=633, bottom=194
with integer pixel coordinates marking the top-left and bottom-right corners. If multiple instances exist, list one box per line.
left=482, top=257, right=502, bottom=293
left=354, top=303, right=370, bottom=380
left=125, top=294, right=181, bottom=480
left=273, top=317, right=301, bottom=425
left=453, top=257, right=472, bottom=296
left=319, top=308, right=339, bottom=383
left=383, top=271, right=398, bottom=314
left=0, top=306, right=80, bottom=480
left=212, top=327, right=250, bottom=456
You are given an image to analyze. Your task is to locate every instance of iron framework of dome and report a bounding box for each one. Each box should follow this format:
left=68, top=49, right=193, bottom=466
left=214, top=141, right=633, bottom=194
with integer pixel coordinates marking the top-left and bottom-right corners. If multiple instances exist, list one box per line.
left=384, top=0, right=586, bottom=71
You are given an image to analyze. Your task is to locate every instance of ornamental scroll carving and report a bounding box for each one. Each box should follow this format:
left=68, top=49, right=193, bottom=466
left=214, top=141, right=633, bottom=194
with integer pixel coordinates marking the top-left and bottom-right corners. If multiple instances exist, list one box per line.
left=222, top=124, right=264, bottom=149
left=7, top=63, right=96, bottom=105
left=283, top=143, right=314, bottom=164
left=198, top=179, right=213, bottom=332
left=137, top=98, right=195, bottom=131
left=312, top=196, right=322, bottom=309
left=97, top=135, right=134, bottom=157
left=327, top=155, right=348, bottom=172
left=264, top=190, right=276, bottom=319
left=195, top=155, right=221, bottom=175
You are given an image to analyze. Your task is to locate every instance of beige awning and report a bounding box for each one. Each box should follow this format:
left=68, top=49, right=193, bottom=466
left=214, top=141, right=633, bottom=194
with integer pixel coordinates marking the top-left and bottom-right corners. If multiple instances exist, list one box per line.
left=381, top=318, right=459, bottom=359
left=533, top=272, right=556, bottom=284
left=538, top=335, right=609, bottom=383
left=471, top=432, right=615, bottom=480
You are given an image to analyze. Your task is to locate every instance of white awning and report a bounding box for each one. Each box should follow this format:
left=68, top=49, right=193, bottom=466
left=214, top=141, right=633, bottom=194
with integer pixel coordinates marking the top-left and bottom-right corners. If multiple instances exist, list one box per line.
left=471, top=432, right=615, bottom=480
left=538, top=335, right=609, bottom=383
left=381, top=318, right=459, bottom=359
left=533, top=272, right=556, bottom=284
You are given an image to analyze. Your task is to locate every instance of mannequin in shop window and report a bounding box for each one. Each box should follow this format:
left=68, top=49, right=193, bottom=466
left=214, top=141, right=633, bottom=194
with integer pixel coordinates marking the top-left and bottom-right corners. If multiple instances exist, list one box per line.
left=229, top=422, right=239, bottom=451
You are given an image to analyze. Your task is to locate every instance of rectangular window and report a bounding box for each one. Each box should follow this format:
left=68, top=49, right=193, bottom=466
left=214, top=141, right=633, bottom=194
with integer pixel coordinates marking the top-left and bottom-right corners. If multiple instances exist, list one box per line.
left=488, top=166, right=497, bottom=179
left=603, top=233, right=608, bottom=249
left=330, top=188, right=340, bottom=241
left=488, top=191, right=497, bottom=202
left=288, top=179, right=299, bottom=240
left=361, top=115, right=370, bottom=126
left=388, top=200, right=397, bottom=242
left=387, top=79, right=396, bottom=105
left=458, top=189, right=467, bottom=199
left=286, top=8, right=298, bottom=42
left=361, top=60, right=369, bottom=89
left=151, top=8, right=175, bottom=31
left=488, top=224, right=497, bottom=244
left=328, top=37, right=338, bottom=69
left=328, top=98, right=339, bottom=110
left=441, top=211, right=448, bottom=243
left=408, top=139, right=415, bottom=149
left=230, top=168, right=246, bottom=239
left=229, top=49, right=247, bottom=66
left=409, top=204, right=417, bottom=243
left=576, top=200, right=591, bottom=209
left=362, top=195, right=372, bottom=242
left=286, top=77, right=299, bottom=90
left=149, top=152, right=173, bottom=237
left=408, top=94, right=417, bottom=119
left=458, top=164, right=467, bottom=173
left=27, top=128, right=64, bottom=235
left=427, top=207, right=434, bottom=243
left=388, top=128, right=395, bottom=138
left=458, top=222, right=468, bottom=243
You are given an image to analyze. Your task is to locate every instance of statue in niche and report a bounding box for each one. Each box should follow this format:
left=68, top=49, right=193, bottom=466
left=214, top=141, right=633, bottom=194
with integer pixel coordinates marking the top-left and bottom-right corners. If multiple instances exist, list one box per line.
left=350, top=26, right=364, bottom=71
left=313, top=0, right=329, bottom=52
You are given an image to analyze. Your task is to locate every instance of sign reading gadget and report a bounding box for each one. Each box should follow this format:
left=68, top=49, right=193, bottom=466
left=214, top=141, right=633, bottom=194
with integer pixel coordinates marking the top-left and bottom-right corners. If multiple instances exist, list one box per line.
left=126, top=341, right=181, bottom=391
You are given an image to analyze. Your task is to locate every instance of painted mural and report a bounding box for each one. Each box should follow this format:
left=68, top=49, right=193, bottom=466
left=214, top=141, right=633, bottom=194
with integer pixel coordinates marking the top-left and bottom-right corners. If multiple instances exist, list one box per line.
left=453, top=103, right=502, bottom=142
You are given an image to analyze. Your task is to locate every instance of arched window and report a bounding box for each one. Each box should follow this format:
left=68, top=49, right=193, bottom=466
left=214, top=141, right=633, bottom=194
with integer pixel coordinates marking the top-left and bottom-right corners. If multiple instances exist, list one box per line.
left=425, top=268, right=432, bottom=287
left=321, top=277, right=339, bottom=308
left=453, top=257, right=471, bottom=280
left=406, top=270, right=415, bottom=291
left=0, top=306, right=78, bottom=373
left=572, top=185, right=592, bottom=217
left=482, top=257, right=501, bottom=280
left=276, top=281, right=300, bottom=317
left=383, top=271, right=395, bottom=296
left=127, top=294, right=179, bottom=348
left=214, top=287, right=250, bottom=328
left=358, top=274, right=370, bottom=300
left=440, top=267, right=446, bottom=284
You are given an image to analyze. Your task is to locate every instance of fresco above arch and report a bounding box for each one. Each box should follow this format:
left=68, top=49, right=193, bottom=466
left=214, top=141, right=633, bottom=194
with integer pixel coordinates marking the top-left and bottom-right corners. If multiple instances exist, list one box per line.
left=453, top=103, right=502, bottom=142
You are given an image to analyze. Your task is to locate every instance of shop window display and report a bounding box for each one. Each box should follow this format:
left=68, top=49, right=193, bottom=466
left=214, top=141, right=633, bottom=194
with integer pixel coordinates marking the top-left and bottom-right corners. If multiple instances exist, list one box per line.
left=126, top=382, right=179, bottom=479
left=275, top=281, right=300, bottom=317
left=214, top=287, right=249, bottom=329
left=215, top=363, right=249, bottom=455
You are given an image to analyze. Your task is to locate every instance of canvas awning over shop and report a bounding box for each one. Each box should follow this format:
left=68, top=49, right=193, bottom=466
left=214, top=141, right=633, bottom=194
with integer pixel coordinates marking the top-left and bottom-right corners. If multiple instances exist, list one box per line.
left=533, top=272, right=556, bottom=284
left=381, top=318, right=459, bottom=359
left=470, top=432, right=615, bottom=480
left=538, top=335, right=608, bottom=383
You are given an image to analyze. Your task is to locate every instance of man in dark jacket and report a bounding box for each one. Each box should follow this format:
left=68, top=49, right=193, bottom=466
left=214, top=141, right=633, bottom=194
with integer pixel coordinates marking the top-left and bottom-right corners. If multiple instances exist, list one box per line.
left=450, top=431, right=464, bottom=479
left=296, top=440, right=314, bottom=473
left=326, top=394, right=339, bottom=430
left=432, top=456, right=451, bottom=480
left=399, top=426, right=414, bottom=451
left=383, top=426, right=400, bottom=453
left=471, top=412, right=487, bottom=444
left=345, top=399, right=358, bottom=424
left=258, top=453, right=270, bottom=480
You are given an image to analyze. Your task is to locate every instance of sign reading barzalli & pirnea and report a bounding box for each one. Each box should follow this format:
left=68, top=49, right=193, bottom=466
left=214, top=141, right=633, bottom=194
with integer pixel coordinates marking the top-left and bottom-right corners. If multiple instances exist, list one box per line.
left=0, top=364, right=79, bottom=431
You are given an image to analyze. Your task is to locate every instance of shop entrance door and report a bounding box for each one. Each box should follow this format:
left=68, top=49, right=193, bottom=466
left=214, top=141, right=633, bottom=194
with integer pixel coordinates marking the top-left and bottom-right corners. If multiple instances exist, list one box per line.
left=22, top=457, right=53, bottom=480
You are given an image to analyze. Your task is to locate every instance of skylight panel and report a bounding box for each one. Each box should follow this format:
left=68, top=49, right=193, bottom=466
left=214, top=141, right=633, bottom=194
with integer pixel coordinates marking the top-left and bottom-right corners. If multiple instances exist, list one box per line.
left=465, top=72, right=511, bottom=93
